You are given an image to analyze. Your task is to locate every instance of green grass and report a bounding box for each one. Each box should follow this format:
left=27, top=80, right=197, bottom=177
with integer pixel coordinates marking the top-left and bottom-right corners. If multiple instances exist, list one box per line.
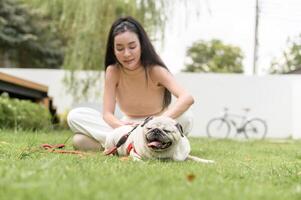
left=1, top=130, right=301, bottom=200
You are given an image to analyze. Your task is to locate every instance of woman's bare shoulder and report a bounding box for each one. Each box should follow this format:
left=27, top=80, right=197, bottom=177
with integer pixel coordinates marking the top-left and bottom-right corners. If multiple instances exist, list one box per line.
left=106, top=64, right=120, bottom=73
left=149, top=65, right=172, bottom=79
left=148, top=65, right=172, bottom=86
left=105, top=65, right=120, bottom=82
left=149, top=65, right=169, bottom=75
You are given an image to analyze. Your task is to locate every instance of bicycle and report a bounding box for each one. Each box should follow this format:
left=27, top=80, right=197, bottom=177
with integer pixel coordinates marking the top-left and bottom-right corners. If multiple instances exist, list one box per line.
left=206, top=107, right=267, bottom=139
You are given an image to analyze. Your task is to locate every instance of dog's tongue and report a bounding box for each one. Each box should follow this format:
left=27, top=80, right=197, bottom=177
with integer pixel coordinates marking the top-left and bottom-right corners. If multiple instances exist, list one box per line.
left=147, top=141, right=162, bottom=148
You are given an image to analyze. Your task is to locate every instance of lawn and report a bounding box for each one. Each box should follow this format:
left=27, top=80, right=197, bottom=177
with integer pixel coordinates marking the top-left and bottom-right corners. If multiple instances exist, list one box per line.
left=1, top=130, right=301, bottom=200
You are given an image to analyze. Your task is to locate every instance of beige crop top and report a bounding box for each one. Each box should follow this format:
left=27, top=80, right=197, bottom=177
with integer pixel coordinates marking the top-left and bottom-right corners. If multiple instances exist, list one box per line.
left=115, top=66, right=165, bottom=117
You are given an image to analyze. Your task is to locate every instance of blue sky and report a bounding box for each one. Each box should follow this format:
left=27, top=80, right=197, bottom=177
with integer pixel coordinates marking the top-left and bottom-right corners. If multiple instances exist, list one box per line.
left=158, top=0, right=301, bottom=75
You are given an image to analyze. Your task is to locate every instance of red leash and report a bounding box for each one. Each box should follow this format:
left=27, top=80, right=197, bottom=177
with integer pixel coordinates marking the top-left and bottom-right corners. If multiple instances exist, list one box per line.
left=41, top=143, right=65, bottom=149
left=104, top=129, right=132, bottom=156
left=41, top=143, right=86, bottom=156
left=104, top=116, right=153, bottom=156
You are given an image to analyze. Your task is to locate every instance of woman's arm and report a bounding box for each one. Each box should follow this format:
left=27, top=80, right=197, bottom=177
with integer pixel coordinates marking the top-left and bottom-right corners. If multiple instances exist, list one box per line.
left=150, top=66, right=194, bottom=119
left=103, top=66, right=124, bottom=128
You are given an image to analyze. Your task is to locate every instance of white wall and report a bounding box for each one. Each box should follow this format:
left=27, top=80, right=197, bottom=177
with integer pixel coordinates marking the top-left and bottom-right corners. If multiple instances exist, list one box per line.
left=1, top=68, right=300, bottom=139
left=292, top=79, right=301, bottom=139
left=175, top=73, right=301, bottom=139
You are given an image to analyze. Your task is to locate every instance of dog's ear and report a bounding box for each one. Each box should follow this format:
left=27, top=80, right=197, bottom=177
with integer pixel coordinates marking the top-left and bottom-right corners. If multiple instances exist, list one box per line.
left=175, top=123, right=184, bottom=137
left=140, top=116, right=153, bottom=127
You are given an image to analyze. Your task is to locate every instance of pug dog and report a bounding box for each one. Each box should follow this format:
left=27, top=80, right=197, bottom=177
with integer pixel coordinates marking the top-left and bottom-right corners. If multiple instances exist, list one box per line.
left=104, top=116, right=214, bottom=164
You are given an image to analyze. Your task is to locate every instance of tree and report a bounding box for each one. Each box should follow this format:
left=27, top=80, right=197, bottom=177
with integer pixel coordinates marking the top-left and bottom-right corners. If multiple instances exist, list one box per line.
left=21, top=0, right=167, bottom=101
left=22, top=0, right=166, bottom=72
left=269, top=34, right=301, bottom=74
left=0, top=0, right=64, bottom=68
left=183, top=39, right=244, bottom=73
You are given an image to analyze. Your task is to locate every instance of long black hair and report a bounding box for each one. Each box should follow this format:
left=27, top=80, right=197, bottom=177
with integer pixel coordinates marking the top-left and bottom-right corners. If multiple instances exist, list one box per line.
left=104, top=16, right=171, bottom=109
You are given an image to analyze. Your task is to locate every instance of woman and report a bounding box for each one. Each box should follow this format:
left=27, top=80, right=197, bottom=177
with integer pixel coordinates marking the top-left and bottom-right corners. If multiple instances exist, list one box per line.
left=67, top=16, right=194, bottom=151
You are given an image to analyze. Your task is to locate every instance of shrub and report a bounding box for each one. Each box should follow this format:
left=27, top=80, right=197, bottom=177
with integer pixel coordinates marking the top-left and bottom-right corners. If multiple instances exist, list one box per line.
left=0, top=95, right=52, bottom=130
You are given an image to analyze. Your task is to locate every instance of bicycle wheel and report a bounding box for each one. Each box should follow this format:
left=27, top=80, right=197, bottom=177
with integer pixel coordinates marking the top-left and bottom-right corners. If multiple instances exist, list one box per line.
left=244, top=118, right=267, bottom=139
left=206, top=118, right=231, bottom=138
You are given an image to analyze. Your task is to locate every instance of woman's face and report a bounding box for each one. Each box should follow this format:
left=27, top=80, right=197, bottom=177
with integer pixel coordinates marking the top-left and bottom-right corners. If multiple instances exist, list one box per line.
left=114, top=31, right=141, bottom=70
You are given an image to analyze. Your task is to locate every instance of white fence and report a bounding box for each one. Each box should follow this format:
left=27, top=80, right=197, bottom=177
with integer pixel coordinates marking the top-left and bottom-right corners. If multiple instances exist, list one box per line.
left=1, top=68, right=300, bottom=139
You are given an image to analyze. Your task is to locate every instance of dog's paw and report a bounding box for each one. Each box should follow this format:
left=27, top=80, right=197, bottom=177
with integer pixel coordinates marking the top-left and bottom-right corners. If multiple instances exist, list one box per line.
left=129, top=150, right=143, bottom=162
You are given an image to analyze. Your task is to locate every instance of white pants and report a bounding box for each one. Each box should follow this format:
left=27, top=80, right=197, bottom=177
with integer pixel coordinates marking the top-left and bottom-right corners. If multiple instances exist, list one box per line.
left=67, top=107, right=193, bottom=147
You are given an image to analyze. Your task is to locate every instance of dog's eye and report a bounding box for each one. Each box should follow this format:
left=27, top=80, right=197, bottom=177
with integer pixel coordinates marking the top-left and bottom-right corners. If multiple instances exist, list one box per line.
left=163, top=129, right=171, bottom=133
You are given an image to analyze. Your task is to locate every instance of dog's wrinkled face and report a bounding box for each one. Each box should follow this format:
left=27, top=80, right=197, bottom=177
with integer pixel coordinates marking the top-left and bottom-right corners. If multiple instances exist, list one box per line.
left=142, top=116, right=184, bottom=152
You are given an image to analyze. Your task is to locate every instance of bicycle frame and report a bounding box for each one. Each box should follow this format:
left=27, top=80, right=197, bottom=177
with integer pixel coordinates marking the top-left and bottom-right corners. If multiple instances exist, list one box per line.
left=221, top=108, right=250, bottom=134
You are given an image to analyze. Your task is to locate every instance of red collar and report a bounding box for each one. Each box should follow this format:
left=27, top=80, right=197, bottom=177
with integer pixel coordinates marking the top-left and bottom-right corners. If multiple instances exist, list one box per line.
left=126, top=142, right=139, bottom=156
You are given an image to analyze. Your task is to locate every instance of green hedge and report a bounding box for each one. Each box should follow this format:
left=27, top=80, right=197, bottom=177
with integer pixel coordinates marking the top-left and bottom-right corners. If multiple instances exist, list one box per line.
left=0, top=94, right=52, bottom=130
